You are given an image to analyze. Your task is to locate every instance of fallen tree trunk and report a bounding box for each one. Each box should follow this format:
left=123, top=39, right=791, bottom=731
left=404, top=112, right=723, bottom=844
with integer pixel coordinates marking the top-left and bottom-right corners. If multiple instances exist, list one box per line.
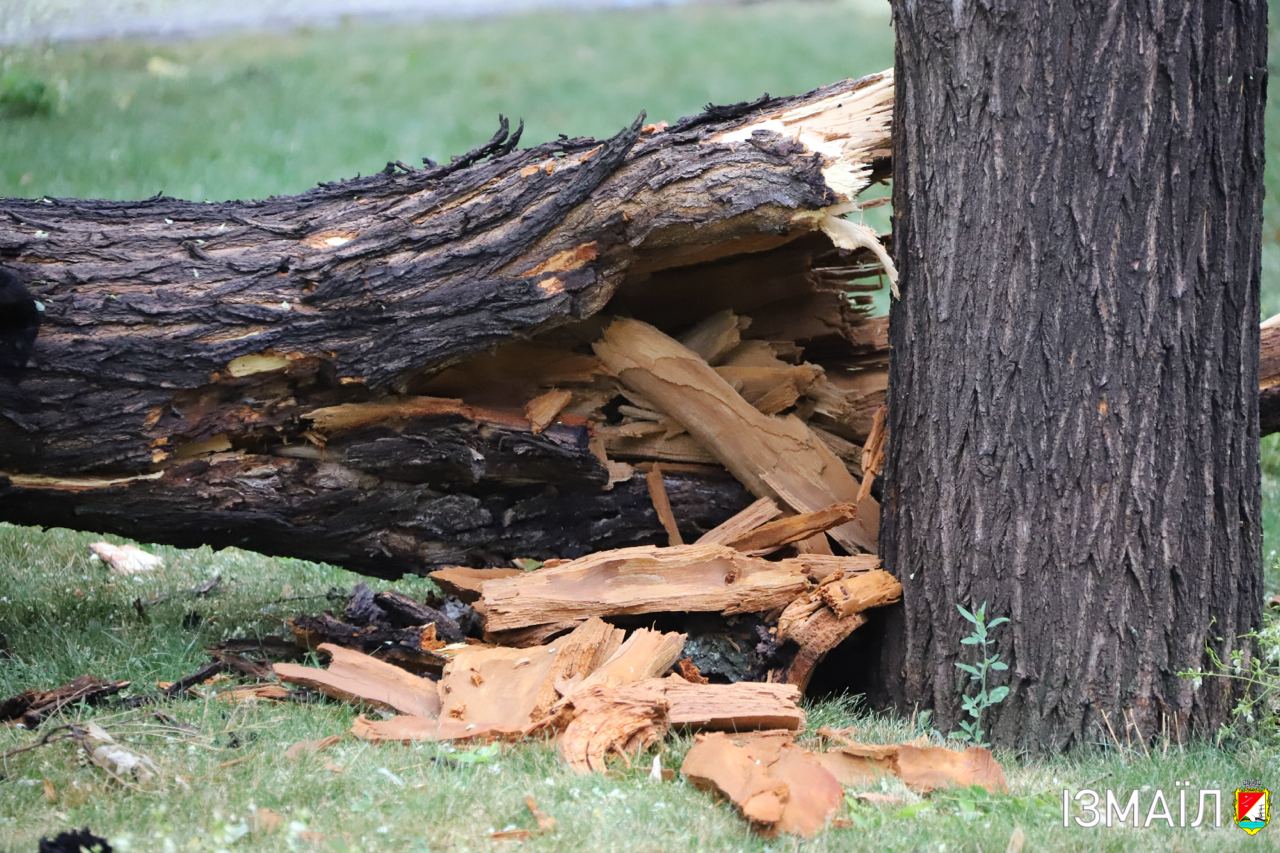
left=0, top=73, right=893, bottom=576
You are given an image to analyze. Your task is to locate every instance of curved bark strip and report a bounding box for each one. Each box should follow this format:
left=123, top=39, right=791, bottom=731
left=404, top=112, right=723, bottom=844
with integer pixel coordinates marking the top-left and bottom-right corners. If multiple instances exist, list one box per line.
left=0, top=72, right=893, bottom=576
left=882, top=2, right=1265, bottom=749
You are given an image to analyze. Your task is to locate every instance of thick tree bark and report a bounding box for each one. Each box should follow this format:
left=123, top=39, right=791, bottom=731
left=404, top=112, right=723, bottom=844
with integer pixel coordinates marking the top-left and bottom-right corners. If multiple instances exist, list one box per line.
left=879, top=1, right=1266, bottom=749
left=0, top=74, right=892, bottom=576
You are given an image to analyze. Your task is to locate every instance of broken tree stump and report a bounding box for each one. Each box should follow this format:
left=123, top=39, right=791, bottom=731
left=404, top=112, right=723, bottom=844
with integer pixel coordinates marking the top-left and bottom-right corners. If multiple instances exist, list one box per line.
left=0, top=73, right=894, bottom=577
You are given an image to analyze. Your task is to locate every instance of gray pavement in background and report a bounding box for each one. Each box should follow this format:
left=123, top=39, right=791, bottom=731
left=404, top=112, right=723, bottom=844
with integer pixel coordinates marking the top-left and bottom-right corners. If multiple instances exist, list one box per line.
left=0, top=0, right=705, bottom=45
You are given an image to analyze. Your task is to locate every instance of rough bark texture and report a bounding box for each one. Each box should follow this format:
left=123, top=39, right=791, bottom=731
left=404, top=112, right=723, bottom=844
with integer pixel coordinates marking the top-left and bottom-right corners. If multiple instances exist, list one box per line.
left=879, top=0, right=1266, bottom=749
left=0, top=74, right=892, bottom=575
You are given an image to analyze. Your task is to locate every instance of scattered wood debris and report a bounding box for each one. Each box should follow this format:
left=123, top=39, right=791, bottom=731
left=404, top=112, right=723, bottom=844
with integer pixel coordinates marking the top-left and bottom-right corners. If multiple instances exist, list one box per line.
left=428, top=566, right=523, bottom=602
left=273, top=643, right=440, bottom=718
left=814, top=728, right=1008, bottom=794
left=1, top=675, right=130, bottom=728
left=682, top=728, right=1008, bottom=836
left=478, top=543, right=814, bottom=634
left=682, top=731, right=842, bottom=837
left=594, top=318, right=879, bottom=553
left=73, top=723, right=160, bottom=787
left=492, top=795, right=557, bottom=841
left=88, top=542, right=163, bottom=575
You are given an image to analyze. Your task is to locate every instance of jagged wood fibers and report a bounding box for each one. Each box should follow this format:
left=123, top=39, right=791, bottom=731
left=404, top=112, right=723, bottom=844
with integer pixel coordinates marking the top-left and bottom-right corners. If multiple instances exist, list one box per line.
left=0, top=73, right=893, bottom=576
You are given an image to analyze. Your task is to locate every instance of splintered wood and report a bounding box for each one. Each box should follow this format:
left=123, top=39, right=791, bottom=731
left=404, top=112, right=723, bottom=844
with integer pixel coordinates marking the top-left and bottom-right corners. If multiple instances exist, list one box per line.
left=594, top=318, right=879, bottom=553
left=778, top=568, right=902, bottom=689
left=682, top=731, right=842, bottom=837
left=275, top=618, right=811, bottom=771
left=478, top=543, right=813, bottom=634
left=272, top=643, right=440, bottom=718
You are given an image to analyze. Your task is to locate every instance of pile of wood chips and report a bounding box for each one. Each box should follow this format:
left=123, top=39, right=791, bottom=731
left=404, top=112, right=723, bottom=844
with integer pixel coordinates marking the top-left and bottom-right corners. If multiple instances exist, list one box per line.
left=272, top=316, right=1007, bottom=836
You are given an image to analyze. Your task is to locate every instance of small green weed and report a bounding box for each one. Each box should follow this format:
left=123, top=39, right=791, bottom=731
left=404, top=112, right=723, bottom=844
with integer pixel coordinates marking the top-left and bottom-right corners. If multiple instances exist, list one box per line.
left=953, top=602, right=1010, bottom=747
left=1180, top=610, right=1280, bottom=751
left=0, top=71, right=57, bottom=117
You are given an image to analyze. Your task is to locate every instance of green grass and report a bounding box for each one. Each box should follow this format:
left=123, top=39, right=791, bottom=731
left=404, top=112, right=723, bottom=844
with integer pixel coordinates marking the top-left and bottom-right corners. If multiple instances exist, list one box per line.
left=1, top=2, right=1278, bottom=850
left=0, top=524, right=1273, bottom=852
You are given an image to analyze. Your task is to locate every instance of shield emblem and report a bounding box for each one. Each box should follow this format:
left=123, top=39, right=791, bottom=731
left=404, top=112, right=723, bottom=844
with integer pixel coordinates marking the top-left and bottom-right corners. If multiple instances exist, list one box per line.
left=1235, top=786, right=1271, bottom=835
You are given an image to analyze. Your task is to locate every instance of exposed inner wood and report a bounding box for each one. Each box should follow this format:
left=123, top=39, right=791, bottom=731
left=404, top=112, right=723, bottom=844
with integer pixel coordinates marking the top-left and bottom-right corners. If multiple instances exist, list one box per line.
left=478, top=543, right=813, bottom=633
left=273, top=642, right=440, bottom=718
left=723, top=503, right=857, bottom=556
left=0, top=72, right=893, bottom=577
left=696, top=497, right=784, bottom=545
left=681, top=730, right=842, bottom=837
left=594, top=318, right=879, bottom=553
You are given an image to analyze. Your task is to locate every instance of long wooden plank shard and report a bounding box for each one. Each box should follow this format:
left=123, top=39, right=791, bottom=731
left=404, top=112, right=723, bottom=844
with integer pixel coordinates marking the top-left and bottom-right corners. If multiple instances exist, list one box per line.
left=478, top=543, right=811, bottom=634
left=593, top=318, right=878, bottom=552
left=723, top=503, right=857, bottom=556
left=273, top=643, right=440, bottom=718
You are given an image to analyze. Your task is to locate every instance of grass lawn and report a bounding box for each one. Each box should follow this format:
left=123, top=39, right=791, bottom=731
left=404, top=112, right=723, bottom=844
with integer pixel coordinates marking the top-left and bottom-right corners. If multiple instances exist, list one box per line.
left=1, top=2, right=1278, bottom=850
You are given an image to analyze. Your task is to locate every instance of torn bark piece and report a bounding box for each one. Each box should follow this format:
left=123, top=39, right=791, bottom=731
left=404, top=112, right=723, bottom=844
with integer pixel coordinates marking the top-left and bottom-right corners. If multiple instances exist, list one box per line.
left=284, top=735, right=343, bottom=761
left=439, top=618, right=623, bottom=734
left=679, top=309, right=750, bottom=365
left=427, top=566, right=524, bottom=603
left=557, top=685, right=669, bottom=774
left=565, top=676, right=804, bottom=731
left=0, top=675, right=130, bottom=728
left=856, top=405, right=886, bottom=503
left=525, top=388, right=574, bottom=434
left=696, top=497, right=783, bottom=545
left=818, top=568, right=902, bottom=618
left=776, top=592, right=866, bottom=690
left=89, top=542, right=163, bottom=575
left=569, top=628, right=686, bottom=694
left=786, top=553, right=881, bottom=583
left=893, top=744, right=1008, bottom=794
left=645, top=465, right=684, bottom=546
left=724, top=503, right=856, bottom=556
left=677, top=658, right=709, bottom=684
left=681, top=731, right=842, bottom=837
left=273, top=643, right=440, bottom=718
left=479, top=543, right=811, bottom=633
left=594, top=318, right=878, bottom=552
left=657, top=678, right=804, bottom=730
left=75, top=723, right=160, bottom=786
left=818, top=739, right=1007, bottom=795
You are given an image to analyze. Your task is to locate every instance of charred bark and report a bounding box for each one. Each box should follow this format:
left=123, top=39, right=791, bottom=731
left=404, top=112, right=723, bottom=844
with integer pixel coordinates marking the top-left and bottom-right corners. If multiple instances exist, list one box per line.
left=878, top=1, right=1266, bottom=750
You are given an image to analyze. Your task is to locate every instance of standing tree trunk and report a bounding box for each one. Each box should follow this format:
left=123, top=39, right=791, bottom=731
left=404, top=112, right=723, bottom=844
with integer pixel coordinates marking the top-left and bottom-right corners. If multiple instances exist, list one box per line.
left=880, top=1, right=1266, bottom=749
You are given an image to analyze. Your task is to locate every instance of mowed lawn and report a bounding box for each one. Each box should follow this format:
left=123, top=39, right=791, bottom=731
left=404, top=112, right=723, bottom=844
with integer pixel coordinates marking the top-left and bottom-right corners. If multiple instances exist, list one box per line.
left=1, top=3, right=1278, bottom=850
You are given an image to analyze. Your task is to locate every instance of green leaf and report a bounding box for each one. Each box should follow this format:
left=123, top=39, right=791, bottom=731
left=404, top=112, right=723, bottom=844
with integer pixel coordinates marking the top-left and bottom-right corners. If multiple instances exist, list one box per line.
left=956, top=604, right=977, bottom=624
left=961, top=636, right=982, bottom=645
left=955, top=663, right=980, bottom=676
left=976, top=602, right=987, bottom=620
left=989, top=661, right=1008, bottom=671
left=987, top=686, right=1010, bottom=703
left=987, top=616, right=1010, bottom=628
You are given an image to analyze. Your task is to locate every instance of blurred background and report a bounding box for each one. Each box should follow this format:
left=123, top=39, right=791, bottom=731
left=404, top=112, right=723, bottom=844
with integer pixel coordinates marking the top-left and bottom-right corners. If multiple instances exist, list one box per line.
left=0, top=0, right=892, bottom=201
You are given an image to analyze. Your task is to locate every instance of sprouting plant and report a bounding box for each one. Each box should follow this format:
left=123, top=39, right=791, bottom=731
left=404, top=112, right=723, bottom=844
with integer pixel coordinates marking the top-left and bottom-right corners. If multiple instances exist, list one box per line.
left=953, top=602, right=1010, bottom=747
left=1179, top=612, right=1280, bottom=750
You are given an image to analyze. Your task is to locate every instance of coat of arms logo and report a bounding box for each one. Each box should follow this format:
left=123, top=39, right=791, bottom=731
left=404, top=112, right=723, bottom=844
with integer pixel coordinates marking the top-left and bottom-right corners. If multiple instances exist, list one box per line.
left=1235, top=783, right=1271, bottom=835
